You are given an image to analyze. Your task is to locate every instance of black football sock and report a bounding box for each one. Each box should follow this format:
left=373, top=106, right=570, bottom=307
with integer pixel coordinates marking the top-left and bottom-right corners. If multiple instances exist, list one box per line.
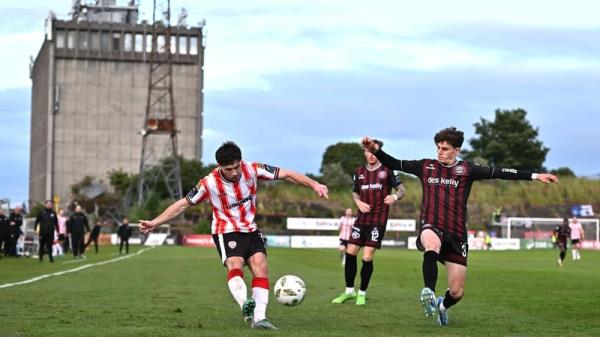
left=359, top=260, right=374, bottom=292
left=344, top=253, right=357, bottom=288
left=442, top=289, right=460, bottom=310
left=560, top=251, right=566, bottom=261
left=422, top=250, right=439, bottom=292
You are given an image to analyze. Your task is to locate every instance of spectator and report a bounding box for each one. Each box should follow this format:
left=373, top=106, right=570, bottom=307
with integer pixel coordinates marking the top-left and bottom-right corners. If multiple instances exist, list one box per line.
left=84, top=220, right=102, bottom=254
left=35, top=200, right=59, bottom=263
left=68, top=205, right=89, bottom=259
left=7, top=206, right=24, bottom=257
left=58, top=209, right=69, bottom=254
left=118, top=217, right=132, bottom=255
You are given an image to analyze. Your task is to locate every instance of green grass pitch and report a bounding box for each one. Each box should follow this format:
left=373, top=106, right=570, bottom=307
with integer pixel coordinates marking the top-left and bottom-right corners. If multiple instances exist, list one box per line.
left=1, top=246, right=598, bottom=336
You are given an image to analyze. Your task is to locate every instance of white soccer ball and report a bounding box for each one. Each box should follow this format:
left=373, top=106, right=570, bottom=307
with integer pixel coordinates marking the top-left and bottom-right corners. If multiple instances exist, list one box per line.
left=273, top=275, right=306, bottom=306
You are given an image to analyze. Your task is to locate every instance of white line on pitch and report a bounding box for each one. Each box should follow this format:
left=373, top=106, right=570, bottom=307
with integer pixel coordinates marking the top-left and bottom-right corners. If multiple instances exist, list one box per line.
left=0, top=247, right=155, bottom=289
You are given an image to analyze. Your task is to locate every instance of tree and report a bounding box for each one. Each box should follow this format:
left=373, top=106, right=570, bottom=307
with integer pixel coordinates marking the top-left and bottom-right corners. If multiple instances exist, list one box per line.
left=321, top=142, right=364, bottom=177
left=462, top=108, right=549, bottom=171
left=321, top=163, right=353, bottom=188
left=550, top=167, right=576, bottom=177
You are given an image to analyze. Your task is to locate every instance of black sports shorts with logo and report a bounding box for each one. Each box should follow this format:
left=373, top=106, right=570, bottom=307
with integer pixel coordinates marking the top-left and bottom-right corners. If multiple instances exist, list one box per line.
left=348, top=224, right=386, bottom=249
left=212, top=230, right=267, bottom=266
left=416, top=224, right=469, bottom=266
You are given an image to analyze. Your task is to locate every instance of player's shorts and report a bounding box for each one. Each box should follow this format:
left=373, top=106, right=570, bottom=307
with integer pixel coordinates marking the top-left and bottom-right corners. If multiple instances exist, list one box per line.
left=212, top=230, right=266, bottom=266
left=348, top=223, right=386, bottom=249
left=557, top=239, right=568, bottom=250
left=571, top=239, right=580, bottom=245
left=416, top=224, right=468, bottom=266
left=339, top=239, right=349, bottom=247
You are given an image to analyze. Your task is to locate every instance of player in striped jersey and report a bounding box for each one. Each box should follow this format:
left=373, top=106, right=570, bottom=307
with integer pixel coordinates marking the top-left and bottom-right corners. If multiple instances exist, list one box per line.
left=338, top=208, right=355, bottom=266
left=140, top=141, right=328, bottom=330
left=332, top=140, right=406, bottom=306
left=362, top=128, right=558, bottom=326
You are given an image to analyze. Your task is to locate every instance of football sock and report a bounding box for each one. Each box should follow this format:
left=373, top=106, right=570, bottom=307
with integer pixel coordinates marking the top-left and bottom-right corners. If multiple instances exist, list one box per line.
left=252, top=277, right=269, bottom=322
left=358, top=289, right=366, bottom=296
left=572, top=249, right=576, bottom=259
left=345, top=253, right=357, bottom=288
left=227, top=268, right=247, bottom=309
left=422, top=250, right=439, bottom=292
left=442, top=289, right=460, bottom=310
left=345, top=287, right=355, bottom=295
left=559, top=251, right=566, bottom=261
left=359, top=259, right=373, bottom=292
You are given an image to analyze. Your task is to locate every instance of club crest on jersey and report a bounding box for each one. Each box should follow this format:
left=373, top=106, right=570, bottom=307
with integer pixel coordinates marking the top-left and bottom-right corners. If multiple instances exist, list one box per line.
left=228, top=241, right=237, bottom=249
left=377, top=171, right=387, bottom=180
left=454, top=166, right=465, bottom=175
left=358, top=174, right=365, bottom=180
left=426, top=164, right=435, bottom=170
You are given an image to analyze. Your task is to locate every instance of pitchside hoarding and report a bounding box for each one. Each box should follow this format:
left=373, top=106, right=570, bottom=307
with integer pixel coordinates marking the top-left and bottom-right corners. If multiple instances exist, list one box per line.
left=287, top=217, right=416, bottom=231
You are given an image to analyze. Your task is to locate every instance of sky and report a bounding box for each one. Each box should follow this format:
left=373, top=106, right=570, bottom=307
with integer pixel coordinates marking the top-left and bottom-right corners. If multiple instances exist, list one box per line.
left=1, top=0, right=600, bottom=206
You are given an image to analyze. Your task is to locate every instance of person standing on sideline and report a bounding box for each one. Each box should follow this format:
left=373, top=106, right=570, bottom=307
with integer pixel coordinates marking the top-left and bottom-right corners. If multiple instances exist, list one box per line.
left=35, top=200, right=59, bottom=263
left=554, top=218, right=571, bottom=267
left=338, top=208, right=355, bottom=266
left=7, top=206, right=24, bottom=257
left=68, top=205, right=89, bottom=259
left=362, top=128, right=558, bottom=326
left=569, top=217, right=584, bottom=260
left=117, top=218, right=132, bottom=255
left=57, top=209, right=69, bottom=254
left=332, top=139, right=405, bottom=306
left=139, top=141, right=328, bottom=330
left=85, top=220, right=102, bottom=254
left=0, top=208, right=9, bottom=258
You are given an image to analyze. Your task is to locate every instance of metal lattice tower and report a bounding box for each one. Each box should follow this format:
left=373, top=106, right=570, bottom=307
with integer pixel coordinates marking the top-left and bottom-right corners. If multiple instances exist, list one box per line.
left=137, top=0, right=182, bottom=205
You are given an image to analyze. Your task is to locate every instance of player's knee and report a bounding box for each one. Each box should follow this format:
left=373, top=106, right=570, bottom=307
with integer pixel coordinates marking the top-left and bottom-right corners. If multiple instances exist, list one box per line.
left=449, top=287, right=464, bottom=300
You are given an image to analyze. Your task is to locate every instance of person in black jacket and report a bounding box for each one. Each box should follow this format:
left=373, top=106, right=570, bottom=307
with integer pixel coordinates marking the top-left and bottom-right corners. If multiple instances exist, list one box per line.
left=117, top=217, right=132, bottom=255
left=35, top=201, right=59, bottom=263
left=8, top=206, right=24, bottom=257
left=68, top=205, right=89, bottom=259
left=84, top=220, right=102, bottom=254
left=0, top=208, right=8, bottom=258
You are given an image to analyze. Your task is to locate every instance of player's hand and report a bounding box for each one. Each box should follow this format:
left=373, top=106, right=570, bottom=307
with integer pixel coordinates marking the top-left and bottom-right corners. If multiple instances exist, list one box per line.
left=313, top=184, right=329, bottom=199
left=139, top=220, right=157, bottom=234
left=536, top=174, right=558, bottom=184
left=355, top=199, right=371, bottom=213
left=360, top=137, right=379, bottom=153
left=384, top=195, right=397, bottom=205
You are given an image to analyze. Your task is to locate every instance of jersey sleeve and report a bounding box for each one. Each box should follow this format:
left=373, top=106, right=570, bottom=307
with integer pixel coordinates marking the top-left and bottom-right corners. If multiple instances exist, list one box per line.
left=253, top=163, right=280, bottom=180
left=352, top=169, right=360, bottom=193
left=185, top=179, right=209, bottom=205
left=374, top=149, right=423, bottom=177
left=389, top=170, right=402, bottom=188
left=469, top=162, right=533, bottom=181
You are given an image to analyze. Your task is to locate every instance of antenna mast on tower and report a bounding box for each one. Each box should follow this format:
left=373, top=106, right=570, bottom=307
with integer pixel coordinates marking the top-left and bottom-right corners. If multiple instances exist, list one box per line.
left=137, top=0, right=182, bottom=205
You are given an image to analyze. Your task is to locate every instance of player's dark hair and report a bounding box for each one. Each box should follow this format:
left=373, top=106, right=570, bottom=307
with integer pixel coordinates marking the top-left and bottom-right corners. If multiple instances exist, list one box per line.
left=434, top=127, right=464, bottom=148
left=373, top=139, right=383, bottom=148
left=215, top=141, right=242, bottom=166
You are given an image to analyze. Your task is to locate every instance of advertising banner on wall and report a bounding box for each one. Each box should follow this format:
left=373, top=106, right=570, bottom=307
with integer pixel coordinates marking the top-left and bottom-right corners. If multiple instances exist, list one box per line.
left=287, top=218, right=416, bottom=232
left=265, top=235, right=291, bottom=248
left=290, top=236, right=339, bottom=248
left=182, top=234, right=215, bottom=247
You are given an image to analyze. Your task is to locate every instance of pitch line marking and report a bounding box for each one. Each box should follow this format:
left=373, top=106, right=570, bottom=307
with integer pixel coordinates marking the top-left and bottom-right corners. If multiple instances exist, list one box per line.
left=0, top=247, right=155, bottom=289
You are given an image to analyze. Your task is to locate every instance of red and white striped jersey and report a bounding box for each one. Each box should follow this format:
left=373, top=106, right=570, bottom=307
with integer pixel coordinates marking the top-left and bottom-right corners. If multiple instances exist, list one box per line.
left=339, top=216, right=355, bottom=241
left=185, top=160, right=280, bottom=234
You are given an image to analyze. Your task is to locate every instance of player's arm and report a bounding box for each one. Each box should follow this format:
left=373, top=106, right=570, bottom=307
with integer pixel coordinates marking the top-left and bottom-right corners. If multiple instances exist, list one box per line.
left=470, top=164, right=558, bottom=183
left=361, top=136, right=421, bottom=176
left=139, top=198, right=191, bottom=233
left=278, top=168, right=329, bottom=199
left=384, top=183, right=405, bottom=205
left=353, top=192, right=371, bottom=213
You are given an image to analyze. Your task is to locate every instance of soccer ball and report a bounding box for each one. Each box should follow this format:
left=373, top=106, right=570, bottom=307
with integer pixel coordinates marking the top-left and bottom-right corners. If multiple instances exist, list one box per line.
left=273, top=275, right=306, bottom=306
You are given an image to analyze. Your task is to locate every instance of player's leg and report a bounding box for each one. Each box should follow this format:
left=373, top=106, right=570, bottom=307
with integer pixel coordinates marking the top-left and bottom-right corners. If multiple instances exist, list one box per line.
left=332, top=242, right=360, bottom=303
left=419, top=228, right=442, bottom=316
left=247, top=252, right=278, bottom=330
left=437, top=261, right=466, bottom=326
left=339, top=240, right=347, bottom=265
left=558, top=242, right=566, bottom=266
left=576, top=242, right=582, bottom=260
left=356, top=245, right=376, bottom=305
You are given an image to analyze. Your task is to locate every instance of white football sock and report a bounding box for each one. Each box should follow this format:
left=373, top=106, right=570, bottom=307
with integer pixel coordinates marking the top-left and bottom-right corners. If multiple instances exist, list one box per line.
left=227, top=276, right=247, bottom=309
left=345, top=287, right=355, bottom=294
left=252, top=287, right=269, bottom=322
left=358, top=290, right=366, bottom=296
